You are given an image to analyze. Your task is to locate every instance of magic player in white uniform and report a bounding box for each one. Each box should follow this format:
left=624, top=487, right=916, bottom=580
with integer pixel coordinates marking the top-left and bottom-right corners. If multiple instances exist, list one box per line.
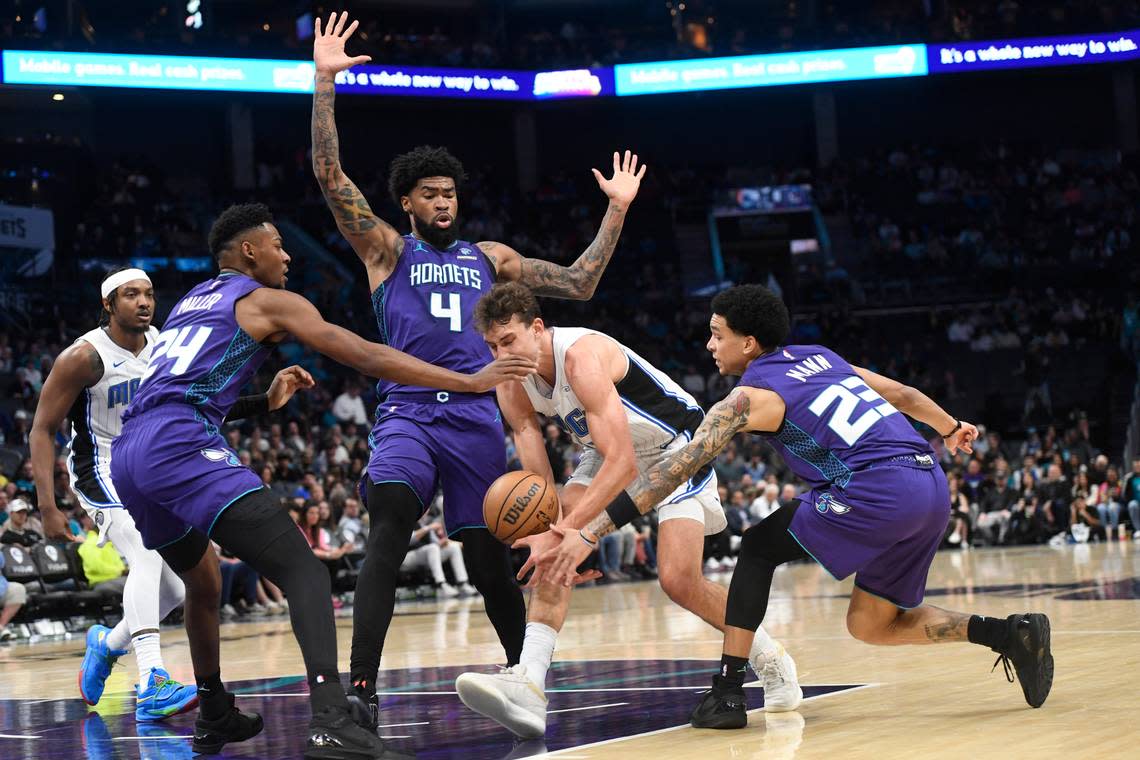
left=30, top=268, right=200, bottom=722
left=454, top=283, right=802, bottom=738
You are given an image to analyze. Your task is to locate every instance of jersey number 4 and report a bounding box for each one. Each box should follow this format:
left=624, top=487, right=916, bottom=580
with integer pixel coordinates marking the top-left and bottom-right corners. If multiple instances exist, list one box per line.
left=808, top=376, right=898, bottom=446
left=142, top=326, right=214, bottom=382
left=430, top=292, right=462, bottom=332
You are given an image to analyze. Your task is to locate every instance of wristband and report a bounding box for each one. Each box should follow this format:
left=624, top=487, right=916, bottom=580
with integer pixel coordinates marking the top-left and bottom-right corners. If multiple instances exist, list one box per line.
left=941, top=419, right=962, bottom=439
left=578, top=529, right=598, bottom=548
left=604, top=491, right=640, bottom=530
left=225, top=393, right=271, bottom=422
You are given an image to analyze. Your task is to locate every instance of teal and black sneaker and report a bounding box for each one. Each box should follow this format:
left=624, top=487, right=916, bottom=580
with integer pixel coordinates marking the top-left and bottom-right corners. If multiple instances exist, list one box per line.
left=79, top=625, right=128, bottom=706
left=135, top=667, right=199, bottom=722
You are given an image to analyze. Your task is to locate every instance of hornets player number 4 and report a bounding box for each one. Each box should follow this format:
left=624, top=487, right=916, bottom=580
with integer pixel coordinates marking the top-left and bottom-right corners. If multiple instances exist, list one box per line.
left=310, top=10, right=649, bottom=724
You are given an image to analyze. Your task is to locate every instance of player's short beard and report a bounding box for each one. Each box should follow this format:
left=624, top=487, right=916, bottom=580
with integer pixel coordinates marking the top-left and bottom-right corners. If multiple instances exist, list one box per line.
left=412, top=211, right=459, bottom=250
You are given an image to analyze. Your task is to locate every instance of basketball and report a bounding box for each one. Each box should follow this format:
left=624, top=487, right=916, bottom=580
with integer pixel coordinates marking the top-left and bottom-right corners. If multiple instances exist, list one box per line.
left=483, top=471, right=559, bottom=544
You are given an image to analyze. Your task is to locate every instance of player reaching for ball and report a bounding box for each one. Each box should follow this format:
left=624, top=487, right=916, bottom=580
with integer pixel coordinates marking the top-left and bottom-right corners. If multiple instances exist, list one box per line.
left=310, top=10, right=649, bottom=728
left=528, top=284, right=1053, bottom=727
left=453, top=283, right=802, bottom=739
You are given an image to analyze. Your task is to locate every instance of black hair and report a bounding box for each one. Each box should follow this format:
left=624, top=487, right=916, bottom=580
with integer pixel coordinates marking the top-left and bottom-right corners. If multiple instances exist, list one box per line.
left=388, top=146, right=467, bottom=205
left=710, top=284, right=790, bottom=349
left=207, top=203, right=274, bottom=261
left=98, top=265, right=134, bottom=326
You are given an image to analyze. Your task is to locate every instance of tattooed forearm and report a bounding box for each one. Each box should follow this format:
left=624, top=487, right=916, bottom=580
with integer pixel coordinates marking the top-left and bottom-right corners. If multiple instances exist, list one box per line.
left=622, top=389, right=752, bottom=516
left=519, top=201, right=627, bottom=299
left=310, top=73, right=386, bottom=239
left=923, top=612, right=970, bottom=642
left=585, top=511, right=618, bottom=539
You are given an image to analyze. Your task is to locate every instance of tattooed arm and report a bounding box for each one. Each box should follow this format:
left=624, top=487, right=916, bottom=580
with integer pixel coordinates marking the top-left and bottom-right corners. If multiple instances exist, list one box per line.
left=481, top=150, right=647, bottom=300
left=581, top=387, right=764, bottom=540
left=311, top=13, right=401, bottom=284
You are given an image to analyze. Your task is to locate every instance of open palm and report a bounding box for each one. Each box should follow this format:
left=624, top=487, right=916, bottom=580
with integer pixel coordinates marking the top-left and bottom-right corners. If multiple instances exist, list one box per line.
left=593, top=150, right=648, bottom=208
left=313, top=12, right=372, bottom=74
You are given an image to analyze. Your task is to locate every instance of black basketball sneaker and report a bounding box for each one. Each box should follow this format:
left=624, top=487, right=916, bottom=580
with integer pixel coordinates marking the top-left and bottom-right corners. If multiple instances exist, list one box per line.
left=991, top=613, right=1054, bottom=708
left=346, top=683, right=379, bottom=732
left=306, top=706, right=412, bottom=759
left=191, top=694, right=264, bottom=754
left=689, top=675, right=748, bottom=729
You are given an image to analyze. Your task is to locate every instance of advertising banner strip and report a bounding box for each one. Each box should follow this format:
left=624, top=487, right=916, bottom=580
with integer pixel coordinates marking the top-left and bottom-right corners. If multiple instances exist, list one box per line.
left=613, top=44, right=928, bottom=96
left=928, top=28, right=1140, bottom=73
left=0, top=49, right=614, bottom=100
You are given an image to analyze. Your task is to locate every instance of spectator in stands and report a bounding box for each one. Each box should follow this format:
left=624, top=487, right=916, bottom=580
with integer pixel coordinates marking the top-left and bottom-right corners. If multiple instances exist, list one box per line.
left=399, top=515, right=475, bottom=597
left=1125, top=458, right=1140, bottom=540
left=0, top=549, right=27, bottom=641
left=976, top=475, right=1016, bottom=546
left=76, top=511, right=127, bottom=599
left=1038, top=464, right=1071, bottom=539
left=301, top=503, right=350, bottom=563
left=1095, top=467, right=1125, bottom=541
left=725, top=489, right=751, bottom=539
left=337, top=497, right=368, bottom=552
left=0, top=499, right=42, bottom=547
left=714, top=448, right=747, bottom=485
left=1070, top=471, right=1101, bottom=540
left=778, top=483, right=799, bottom=509
left=331, top=382, right=369, bottom=426
left=750, top=483, right=780, bottom=522
left=946, top=474, right=973, bottom=547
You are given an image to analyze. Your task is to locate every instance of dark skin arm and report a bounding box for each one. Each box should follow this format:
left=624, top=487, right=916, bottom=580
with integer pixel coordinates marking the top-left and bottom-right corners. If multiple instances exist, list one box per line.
left=30, top=341, right=104, bottom=541
left=234, top=287, right=534, bottom=392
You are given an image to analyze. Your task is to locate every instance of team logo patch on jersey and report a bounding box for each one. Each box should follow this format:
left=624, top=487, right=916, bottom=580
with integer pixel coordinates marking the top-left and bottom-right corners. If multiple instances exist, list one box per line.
left=94, top=510, right=105, bottom=527
left=815, top=492, right=852, bottom=515
left=201, top=448, right=240, bottom=467
left=783, top=350, right=795, bottom=360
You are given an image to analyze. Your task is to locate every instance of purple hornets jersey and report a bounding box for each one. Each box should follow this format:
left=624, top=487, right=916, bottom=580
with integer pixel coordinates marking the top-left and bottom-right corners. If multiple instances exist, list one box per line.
left=371, top=235, right=496, bottom=398
left=738, top=344, right=933, bottom=490
left=125, top=272, right=273, bottom=429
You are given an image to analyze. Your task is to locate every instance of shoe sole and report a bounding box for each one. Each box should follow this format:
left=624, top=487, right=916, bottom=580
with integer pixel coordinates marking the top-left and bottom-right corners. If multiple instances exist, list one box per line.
left=136, top=694, right=200, bottom=722
left=456, top=675, right=545, bottom=739
left=1022, top=614, right=1054, bottom=708
left=764, top=686, right=803, bottom=712
left=192, top=714, right=265, bottom=755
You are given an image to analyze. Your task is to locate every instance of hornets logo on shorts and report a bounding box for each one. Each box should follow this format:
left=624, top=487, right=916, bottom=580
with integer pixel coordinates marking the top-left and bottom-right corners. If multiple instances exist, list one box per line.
left=200, top=448, right=240, bottom=467
left=816, top=492, right=852, bottom=515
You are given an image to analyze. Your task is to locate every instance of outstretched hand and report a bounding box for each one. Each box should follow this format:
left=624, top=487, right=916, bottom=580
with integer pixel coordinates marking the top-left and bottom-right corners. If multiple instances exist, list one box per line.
left=268, top=365, right=315, bottom=411
left=314, top=12, right=372, bottom=74
left=593, top=150, right=647, bottom=208
left=515, top=524, right=600, bottom=589
left=468, top=356, right=537, bottom=392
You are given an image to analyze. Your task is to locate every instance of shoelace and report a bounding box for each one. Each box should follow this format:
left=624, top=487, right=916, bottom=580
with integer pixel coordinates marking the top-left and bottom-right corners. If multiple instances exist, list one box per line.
left=991, top=653, right=1014, bottom=683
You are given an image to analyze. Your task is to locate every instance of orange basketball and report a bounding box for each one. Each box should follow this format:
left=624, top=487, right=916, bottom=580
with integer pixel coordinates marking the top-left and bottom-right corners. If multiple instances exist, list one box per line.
left=483, top=471, right=559, bottom=544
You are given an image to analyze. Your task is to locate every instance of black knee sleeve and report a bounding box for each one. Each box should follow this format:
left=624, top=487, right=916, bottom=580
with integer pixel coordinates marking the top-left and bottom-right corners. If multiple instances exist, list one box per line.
left=725, top=502, right=808, bottom=631
left=349, top=481, right=422, bottom=686
left=157, top=529, right=211, bottom=574
left=457, top=527, right=525, bottom=665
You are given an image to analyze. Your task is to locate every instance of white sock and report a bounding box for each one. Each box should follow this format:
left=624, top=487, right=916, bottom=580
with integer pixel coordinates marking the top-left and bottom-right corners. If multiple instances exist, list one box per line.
left=105, top=620, right=131, bottom=652
left=518, top=622, right=557, bottom=690
left=749, top=625, right=780, bottom=665
left=133, top=633, right=165, bottom=689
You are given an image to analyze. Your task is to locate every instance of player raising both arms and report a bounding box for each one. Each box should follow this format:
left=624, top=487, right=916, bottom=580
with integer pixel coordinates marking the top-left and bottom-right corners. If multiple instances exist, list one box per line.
left=108, top=203, right=531, bottom=759
left=528, top=284, right=1054, bottom=726
left=310, top=11, right=648, bottom=727
left=454, top=283, right=801, bottom=739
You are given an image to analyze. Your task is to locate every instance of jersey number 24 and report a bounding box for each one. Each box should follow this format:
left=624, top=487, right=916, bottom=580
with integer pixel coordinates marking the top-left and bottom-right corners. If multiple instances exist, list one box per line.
left=808, top=375, right=898, bottom=446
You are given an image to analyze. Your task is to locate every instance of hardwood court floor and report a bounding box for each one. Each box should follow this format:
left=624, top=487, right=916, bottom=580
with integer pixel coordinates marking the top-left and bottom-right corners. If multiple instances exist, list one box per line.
left=1, top=542, right=1137, bottom=758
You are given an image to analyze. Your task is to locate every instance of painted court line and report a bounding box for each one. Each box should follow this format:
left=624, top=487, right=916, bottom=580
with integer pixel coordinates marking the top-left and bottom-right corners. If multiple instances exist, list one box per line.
left=545, top=683, right=881, bottom=757
left=377, top=721, right=430, bottom=728
left=111, top=736, right=192, bottom=741
left=0, top=734, right=41, bottom=739
left=548, top=701, right=629, bottom=715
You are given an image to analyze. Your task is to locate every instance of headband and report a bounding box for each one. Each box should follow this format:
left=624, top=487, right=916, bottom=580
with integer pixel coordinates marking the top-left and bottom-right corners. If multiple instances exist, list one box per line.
left=101, top=268, right=151, bottom=299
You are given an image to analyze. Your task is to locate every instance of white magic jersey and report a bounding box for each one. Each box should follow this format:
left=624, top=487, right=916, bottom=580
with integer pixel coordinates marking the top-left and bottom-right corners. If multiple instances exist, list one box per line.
left=67, top=326, right=158, bottom=509
left=521, top=327, right=706, bottom=455
left=521, top=327, right=725, bottom=535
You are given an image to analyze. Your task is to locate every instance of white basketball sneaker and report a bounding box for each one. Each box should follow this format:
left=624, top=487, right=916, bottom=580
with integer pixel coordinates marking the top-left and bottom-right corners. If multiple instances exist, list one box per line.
left=455, top=665, right=548, bottom=738
left=751, top=644, right=803, bottom=712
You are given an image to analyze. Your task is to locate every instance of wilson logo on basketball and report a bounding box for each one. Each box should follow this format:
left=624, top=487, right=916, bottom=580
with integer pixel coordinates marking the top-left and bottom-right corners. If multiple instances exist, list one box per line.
left=503, top=483, right=541, bottom=526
